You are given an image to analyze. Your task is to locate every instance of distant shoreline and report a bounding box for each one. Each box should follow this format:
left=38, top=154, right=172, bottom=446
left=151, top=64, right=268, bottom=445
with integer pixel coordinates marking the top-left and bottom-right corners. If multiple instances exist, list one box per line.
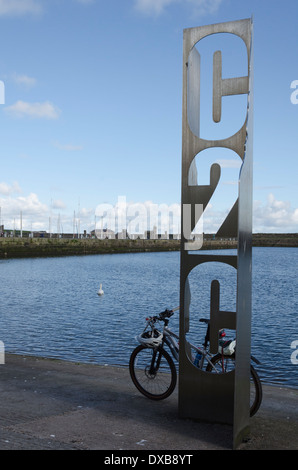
left=0, top=233, right=297, bottom=259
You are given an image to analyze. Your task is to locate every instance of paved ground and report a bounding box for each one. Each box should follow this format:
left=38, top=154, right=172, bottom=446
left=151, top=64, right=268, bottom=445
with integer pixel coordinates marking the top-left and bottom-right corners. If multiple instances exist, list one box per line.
left=0, top=354, right=297, bottom=451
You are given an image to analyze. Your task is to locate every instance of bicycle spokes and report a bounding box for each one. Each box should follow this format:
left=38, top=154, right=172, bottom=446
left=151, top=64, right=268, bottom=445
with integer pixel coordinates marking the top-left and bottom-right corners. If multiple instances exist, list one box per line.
left=129, top=345, right=177, bottom=400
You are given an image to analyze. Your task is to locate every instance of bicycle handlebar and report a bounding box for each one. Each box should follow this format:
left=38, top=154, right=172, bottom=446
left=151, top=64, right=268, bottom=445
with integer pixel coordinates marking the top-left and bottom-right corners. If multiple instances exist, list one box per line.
left=159, top=309, right=174, bottom=320
left=146, top=306, right=179, bottom=323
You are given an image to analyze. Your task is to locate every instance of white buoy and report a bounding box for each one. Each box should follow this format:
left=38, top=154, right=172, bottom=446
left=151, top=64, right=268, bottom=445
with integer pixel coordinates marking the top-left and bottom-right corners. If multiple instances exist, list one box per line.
left=97, top=283, right=104, bottom=296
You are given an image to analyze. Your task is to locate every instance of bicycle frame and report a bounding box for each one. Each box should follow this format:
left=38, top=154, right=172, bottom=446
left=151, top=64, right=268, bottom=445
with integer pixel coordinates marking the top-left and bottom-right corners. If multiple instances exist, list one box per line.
left=141, top=309, right=234, bottom=373
left=161, top=322, right=218, bottom=371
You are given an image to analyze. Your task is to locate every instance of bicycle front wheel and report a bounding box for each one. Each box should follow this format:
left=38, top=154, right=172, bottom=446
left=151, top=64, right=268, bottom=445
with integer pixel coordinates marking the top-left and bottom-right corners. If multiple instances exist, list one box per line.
left=206, top=354, right=262, bottom=417
left=129, top=345, right=177, bottom=400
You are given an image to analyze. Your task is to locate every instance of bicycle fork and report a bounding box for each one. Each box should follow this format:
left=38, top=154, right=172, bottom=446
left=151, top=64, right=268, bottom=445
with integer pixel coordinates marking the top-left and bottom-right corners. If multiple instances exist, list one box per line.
left=149, top=348, right=162, bottom=376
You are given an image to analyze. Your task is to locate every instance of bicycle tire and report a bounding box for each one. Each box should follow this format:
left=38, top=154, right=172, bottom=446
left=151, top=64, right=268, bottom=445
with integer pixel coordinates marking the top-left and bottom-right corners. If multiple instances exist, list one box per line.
left=206, top=354, right=262, bottom=417
left=129, top=345, right=177, bottom=400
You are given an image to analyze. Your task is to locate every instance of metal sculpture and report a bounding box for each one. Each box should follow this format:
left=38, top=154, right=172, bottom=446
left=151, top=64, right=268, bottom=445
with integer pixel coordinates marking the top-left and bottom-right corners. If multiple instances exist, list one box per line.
left=179, top=18, right=253, bottom=448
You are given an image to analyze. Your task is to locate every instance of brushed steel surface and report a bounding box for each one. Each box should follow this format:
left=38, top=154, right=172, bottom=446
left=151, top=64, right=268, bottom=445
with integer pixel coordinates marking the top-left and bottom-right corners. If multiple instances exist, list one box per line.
left=179, top=18, right=253, bottom=448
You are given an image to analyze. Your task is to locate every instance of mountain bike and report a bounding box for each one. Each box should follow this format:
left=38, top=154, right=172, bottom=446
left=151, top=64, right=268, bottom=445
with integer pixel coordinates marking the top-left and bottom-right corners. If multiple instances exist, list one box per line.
left=129, top=307, right=262, bottom=417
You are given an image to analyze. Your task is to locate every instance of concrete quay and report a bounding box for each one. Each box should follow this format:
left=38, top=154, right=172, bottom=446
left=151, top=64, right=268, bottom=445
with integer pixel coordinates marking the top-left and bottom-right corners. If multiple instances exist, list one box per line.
left=0, top=354, right=297, bottom=451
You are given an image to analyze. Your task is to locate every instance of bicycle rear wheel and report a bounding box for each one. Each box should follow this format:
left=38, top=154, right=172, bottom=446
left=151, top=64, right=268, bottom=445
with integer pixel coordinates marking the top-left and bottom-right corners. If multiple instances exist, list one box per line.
left=129, top=345, right=177, bottom=400
left=206, top=354, right=262, bottom=417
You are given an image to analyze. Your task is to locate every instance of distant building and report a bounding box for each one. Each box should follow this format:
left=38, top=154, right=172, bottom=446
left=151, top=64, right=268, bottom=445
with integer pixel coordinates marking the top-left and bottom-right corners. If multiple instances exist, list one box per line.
left=91, top=228, right=115, bottom=239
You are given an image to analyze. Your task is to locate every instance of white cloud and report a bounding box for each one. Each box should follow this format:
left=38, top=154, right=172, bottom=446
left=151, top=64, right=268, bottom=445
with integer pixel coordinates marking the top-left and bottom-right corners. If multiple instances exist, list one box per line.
left=5, top=100, right=61, bottom=119
left=199, top=192, right=298, bottom=234
left=0, top=0, right=42, bottom=16
left=202, top=203, right=228, bottom=233
left=52, top=200, right=66, bottom=210
left=134, top=0, right=175, bottom=15
left=253, top=193, right=298, bottom=233
left=17, top=193, right=48, bottom=215
left=0, top=190, right=95, bottom=233
left=193, top=0, right=223, bottom=15
left=134, top=0, right=223, bottom=16
left=0, top=181, right=22, bottom=196
left=13, top=74, right=37, bottom=88
left=0, top=193, right=49, bottom=230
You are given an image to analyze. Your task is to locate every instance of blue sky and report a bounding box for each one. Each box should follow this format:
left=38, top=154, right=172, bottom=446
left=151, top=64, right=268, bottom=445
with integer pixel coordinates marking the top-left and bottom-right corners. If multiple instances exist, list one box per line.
left=0, top=0, right=297, bottom=234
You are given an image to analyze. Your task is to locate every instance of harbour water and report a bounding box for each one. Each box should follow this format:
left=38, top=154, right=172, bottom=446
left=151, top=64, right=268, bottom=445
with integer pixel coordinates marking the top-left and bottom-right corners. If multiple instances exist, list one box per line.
left=0, top=247, right=297, bottom=389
